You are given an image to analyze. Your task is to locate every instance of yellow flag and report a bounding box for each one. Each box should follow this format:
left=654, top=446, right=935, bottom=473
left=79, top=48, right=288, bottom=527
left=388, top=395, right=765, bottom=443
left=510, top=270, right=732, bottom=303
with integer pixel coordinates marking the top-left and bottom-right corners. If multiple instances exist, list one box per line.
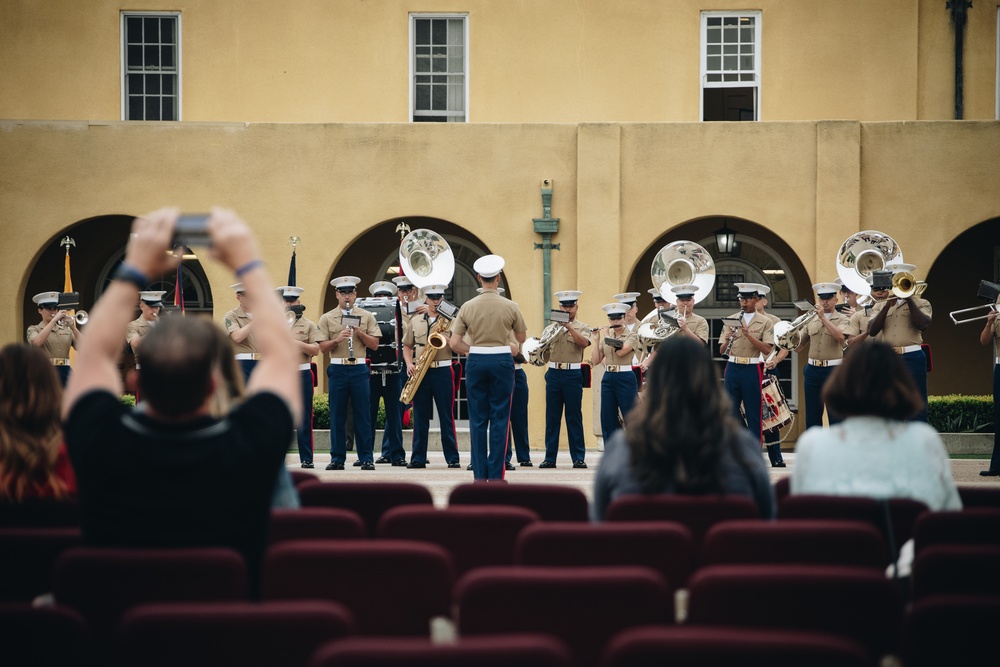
left=64, top=251, right=73, bottom=292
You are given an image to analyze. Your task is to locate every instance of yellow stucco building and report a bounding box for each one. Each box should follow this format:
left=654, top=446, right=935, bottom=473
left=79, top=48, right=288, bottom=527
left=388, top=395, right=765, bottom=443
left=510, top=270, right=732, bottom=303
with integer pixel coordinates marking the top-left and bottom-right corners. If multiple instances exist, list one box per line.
left=3, top=0, right=999, bottom=445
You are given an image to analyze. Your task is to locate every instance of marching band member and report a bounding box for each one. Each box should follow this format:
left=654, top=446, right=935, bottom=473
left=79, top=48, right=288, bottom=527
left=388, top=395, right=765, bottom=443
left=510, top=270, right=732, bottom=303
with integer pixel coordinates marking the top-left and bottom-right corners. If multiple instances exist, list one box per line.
left=795, top=282, right=850, bottom=430
left=318, top=276, right=381, bottom=470
left=448, top=255, right=526, bottom=481
left=369, top=281, right=407, bottom=467
left=27, top=291, right=79, bottom=386
left=638, top=284, right=709, bottom=372
left=505, top=327, right=533, bottom=471
left=837, top=279, right=860, bottom=317
left=593, top=302, right=640, bottom=443
left=867, top=264, right=932, bottom=422
left=719, top=283, right=775, bottom=445
left=538, top=290, right=591, bottom=470
left=126, top=290, right=165, bottom=367
left=224, top=282, right=259, bottom=383
left=756, top=286, right=787, bottom=467
left=278, top=286, right=321, bottom=469
left=641, top=288, right=670, bottom=324
left=845, top=280, right=888, bottom=347
left=614, top=291, right=644, bottom=367
left=979, top=297, right=1000, bottom=477
left=402, top=283, right=461, bottom=469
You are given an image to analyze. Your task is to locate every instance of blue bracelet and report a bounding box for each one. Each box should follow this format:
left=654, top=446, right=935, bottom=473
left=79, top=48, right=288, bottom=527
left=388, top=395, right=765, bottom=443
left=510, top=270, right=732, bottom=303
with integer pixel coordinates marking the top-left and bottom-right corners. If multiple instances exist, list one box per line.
left=235, top=259, right=264, bottom=278
left=112, top=262, right=150, bottom=289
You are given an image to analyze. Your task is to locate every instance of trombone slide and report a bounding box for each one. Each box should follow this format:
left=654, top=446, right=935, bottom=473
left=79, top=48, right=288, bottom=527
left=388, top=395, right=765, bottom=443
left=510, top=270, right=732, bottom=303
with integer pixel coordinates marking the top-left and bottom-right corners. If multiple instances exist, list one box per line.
left=949, top=303, right=999, bottom=325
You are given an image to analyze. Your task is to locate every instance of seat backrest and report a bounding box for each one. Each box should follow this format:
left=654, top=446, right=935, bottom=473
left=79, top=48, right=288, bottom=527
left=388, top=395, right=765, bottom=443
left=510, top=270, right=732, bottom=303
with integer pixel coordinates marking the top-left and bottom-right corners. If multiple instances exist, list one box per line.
left=448, top=483, right=589, bottom=522
left=605, top=494, right=760, bottom=544
left=601, top=625, right=873, bottom=667
left=687, top=564, right=903, bottom=659
left=377, top=505, right=539, bottom=576
left=0, top=527, right=82, bottom=601
left=957, top=485, right=1000, bottom=508
left=911, top=544, right=1000, bottom=599
left=0, top=603, right=90, bottom=667
left=514, top=521, right=696, bottom=588
left=298, top=482, right=433, bottom=537
left=455, top=566, right=673, bottom=667
left=0, top=497, right=81, bottom=527
left=701, top=519, right=887, bottom=570
left=772, top=476, right=791, bottom=503
left=261, top=540, right=453, bottom=636
left=308, top=635, right=574, bottom=667
left=913, top=508, right=1000, bottom=551
left=778, top=494, right=928, bottom=555
left=269, top=508, right=366, bottom=544
left=902, top=594, right=1000, bottom=667
left=52, top=547, right=247, bottom=656
left=289, top=470, right=320, bottom=488
left=113, top=600, right=356, bottom=667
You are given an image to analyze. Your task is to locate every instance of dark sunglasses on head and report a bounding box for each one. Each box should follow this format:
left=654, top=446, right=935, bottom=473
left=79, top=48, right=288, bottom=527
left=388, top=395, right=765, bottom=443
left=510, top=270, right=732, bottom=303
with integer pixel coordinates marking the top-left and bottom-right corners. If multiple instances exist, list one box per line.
left=41, top=305, right=59, bottom=311
left=608, top=314, right=624, bottom=320
left=337, top=288, right=356, bottom=294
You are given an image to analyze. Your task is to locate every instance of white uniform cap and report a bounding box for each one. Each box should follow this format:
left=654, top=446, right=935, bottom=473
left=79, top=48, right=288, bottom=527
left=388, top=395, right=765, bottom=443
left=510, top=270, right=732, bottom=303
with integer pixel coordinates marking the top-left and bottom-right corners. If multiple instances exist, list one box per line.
left=734, top=282, right=762, bottom=296
left=276, top=286, right=305, bottom=299
left=885, top=262, right=917, bottom=275
left=139, top=290, right=167, bottom=306
left=754, top=284, right=771, bottom=296
left=392, top=275, right=415, bottom=289
left=647, top=288, right=666, bottom=300
left=230, top=283, right=246, bottom=294
left=424, top=284, right=448, bottom=296
left=555, top=290, right=582, bottom=304
left=602, top=303, right=629, bottom=316
left=473, top=254, right=505, bottom=279
left=812, top=282, right=840, bottom=297
left=613, top=292, right=641, bottom=305
left=33, top=291, right=60, bottom=306
left=330, top=276, right=361, bottom=291
left=671, top=284, right=699, bottom=298
left=369, top=281, right=397, bottom=297
left=476, top=287, right=506, bottom=295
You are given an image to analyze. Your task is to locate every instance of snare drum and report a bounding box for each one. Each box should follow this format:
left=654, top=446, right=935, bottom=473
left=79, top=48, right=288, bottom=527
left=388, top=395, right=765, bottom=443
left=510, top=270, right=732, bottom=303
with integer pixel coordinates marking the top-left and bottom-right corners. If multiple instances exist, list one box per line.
left=355, top=297, right=399, bottom=370
left=760, top=376, right=792, bottom=432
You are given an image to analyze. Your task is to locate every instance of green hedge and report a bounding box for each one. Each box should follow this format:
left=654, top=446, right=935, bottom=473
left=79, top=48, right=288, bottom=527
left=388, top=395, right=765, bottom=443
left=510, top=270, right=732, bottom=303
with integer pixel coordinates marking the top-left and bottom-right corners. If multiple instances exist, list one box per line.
left=928, top=395, right=994, bottom=433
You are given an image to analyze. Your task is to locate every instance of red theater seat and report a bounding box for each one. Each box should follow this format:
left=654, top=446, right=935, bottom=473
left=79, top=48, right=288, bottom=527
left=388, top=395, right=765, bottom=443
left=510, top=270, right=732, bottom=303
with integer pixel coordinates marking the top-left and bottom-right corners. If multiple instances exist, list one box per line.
left=298, top=482, right=433, bottom=537
left=448, top=483, right=589, bottom=522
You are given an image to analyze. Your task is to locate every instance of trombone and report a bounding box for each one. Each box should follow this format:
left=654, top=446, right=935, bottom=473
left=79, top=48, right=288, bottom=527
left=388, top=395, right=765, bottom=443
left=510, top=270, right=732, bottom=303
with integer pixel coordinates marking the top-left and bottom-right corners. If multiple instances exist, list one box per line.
left=949, top=303, right=999, bottom=325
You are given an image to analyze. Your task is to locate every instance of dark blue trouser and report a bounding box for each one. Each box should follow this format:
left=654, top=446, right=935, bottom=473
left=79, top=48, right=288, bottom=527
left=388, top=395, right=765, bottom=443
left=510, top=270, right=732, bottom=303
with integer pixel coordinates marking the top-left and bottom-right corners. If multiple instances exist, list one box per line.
left=296, top=367, right=314, bottom=463
left=411, top=364, right=460, bottom=465
left=328, top=364, right=374, bottom=465
left=543, top=368, right=585, bottom=464
left=803, top=363, right=843, bottom=429
left=506, top=368, right=531, bottom=464
left=989, top=363, right=999, bottom=471
left=370, top=371, right=405, bottom=462
left=600, top=371, right=637, bottom=443
left=466, top=353, right=514, bottom=481
left=900, top=350, right=928, bottom=422
left=55, top=365, right=70, bottom=387
left=725, top=361, right=764, bottom=444
left=238, top=359, right=257, bottom=385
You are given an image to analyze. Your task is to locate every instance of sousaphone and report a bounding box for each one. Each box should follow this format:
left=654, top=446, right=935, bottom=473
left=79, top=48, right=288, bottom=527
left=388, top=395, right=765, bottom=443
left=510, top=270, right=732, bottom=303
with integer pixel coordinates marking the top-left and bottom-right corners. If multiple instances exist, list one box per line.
left=640, top=240, right=715, bottom=347
left=836, top=230, right=903, bottom=298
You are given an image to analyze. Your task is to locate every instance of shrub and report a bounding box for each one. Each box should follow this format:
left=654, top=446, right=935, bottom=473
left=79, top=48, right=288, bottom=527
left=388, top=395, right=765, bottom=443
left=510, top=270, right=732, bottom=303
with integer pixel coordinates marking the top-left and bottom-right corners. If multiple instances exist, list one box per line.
left=928, top=395, right=994, bottom=433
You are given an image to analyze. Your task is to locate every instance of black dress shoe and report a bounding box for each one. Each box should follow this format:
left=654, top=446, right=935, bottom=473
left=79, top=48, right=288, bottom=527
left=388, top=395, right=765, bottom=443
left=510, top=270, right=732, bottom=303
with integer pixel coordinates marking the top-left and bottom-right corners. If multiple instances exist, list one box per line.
left=407, top=461, right=426, bottom=469
left=572, top=460, right=588, bottom=469
left=448, top=462, right=461, bottom=469
left=518, top=460, right=533, bottom=467
left=326, top=462, right=344, bottom=470
left=301, top=462, right=314, bottom=469
left=466, top=463, right=473, bottom=471
left=980, top=470, right=1000, bottom=477
left=360, top=462, right=375, bottom=471
left=771, top=461, right=787, bottom=468
left=538, top=461, right=556, bottom=469
left=375, top=456, right=392, bottom=464
left=353, top=460, right=363, bottom=467
left=505, top=462, right=516, bottom=471
left=391, top=459, right=407, bottom=467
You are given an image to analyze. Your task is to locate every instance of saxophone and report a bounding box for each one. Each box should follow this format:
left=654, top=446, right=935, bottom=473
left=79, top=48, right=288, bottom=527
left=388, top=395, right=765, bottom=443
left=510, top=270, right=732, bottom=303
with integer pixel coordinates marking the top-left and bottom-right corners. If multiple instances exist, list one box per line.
left=399, top=315, right=453, bottom=404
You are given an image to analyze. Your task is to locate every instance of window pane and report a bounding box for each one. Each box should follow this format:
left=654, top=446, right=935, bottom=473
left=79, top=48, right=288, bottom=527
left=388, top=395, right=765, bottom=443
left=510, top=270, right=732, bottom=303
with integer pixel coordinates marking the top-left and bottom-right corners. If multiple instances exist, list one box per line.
left=723, top=56, right=737, bottom=70
left=432, top=19, right=446, bottom=45
left=431, top=85, right=445, bottom=110
left=431, top=75, right=446, bottom=84
left=723, top=16, right=738, bottom=26
left=449, top=56, right=462, bottom=72
left=416, top=55, right=430, bottom=72
left=447, top=18, right=463, bottom=45
left=145, top=74, right=160, bottom=94
left=740, top=44, right=753, bottom=55
left=416, top=46, right=430, bottom=56
left=161, top=18, right=175, bottom=43
left=415, top=84, right=430, bottom=110
left=706, top=27, right=720, bottom=44
left=145, top=97, right=160, bottom=121
left=415, top=19, right=429, bottom=45
left=145, top=45, right=160, bottom=69
left=707, top=73, right=721, bottom=82
left=144, top=17, right=159, bottom=43
left=162, top=75, right=174, bottom=95
left=432, top=56, right=446, bottom=72
left=162, top=45, right=175, bottom=69
left=127, top=17, right=143, bottom=43
left=723, top=44, right=737, bottom=55
left=707, top=17, right=721, bottom=27
left=741, top=27, right=753, bottom=42
left=707, top=44, right=720, bottom=55
left=127, top=45, right=143, bottom=69
left=740, top=73, right=755, bottom=82
left=448, top=83, right=464, bottom=111
left=128, top=73, right=144, bottom=94
left=723, top=26, right=737, bottom=43
left=740, top=55, right=753, bottom=70
left=128, top=96, right=144, bottom=119
left=723, top=72, right=738, bottom=82
left=432, top=45, right=446, bottom=56
left=707, top=56, right=721, bottom=71
left=162, top=96, right=175, bottom=120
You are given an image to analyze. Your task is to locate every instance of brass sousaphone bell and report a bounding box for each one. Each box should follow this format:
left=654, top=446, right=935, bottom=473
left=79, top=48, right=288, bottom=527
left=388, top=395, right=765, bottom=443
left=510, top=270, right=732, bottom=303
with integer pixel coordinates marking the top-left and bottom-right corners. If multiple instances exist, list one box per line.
left=639, top=240, right=715, bottom=348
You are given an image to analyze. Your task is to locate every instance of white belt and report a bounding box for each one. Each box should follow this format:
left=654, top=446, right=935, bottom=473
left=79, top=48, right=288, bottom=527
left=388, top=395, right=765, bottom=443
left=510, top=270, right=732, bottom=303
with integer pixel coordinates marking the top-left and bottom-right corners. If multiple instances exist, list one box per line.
left=469, top=346, right=511, bottom=355
left=135, top=363, right=141, bottom=370
left=808, top=358, right=842, bottom=367
left=234, top=353, right=261, bottom=361
left=728, top=355, right=763, bottom=365
left=994, top=357, right=1000, bottom=365
left=604, top=365, right=631, bottom=373
left=430, top=360, right=453, bottom=368
left=892, top=345, right=922, bottom=354
left=514, top=363, right=522, bottom=370
left=329, top=358, right=361, bottom=365
left=549, top=362, right=582, bottom=370
left=298, top=363, right=312, bottom=371
left=50, top=358, right=71, bottom=367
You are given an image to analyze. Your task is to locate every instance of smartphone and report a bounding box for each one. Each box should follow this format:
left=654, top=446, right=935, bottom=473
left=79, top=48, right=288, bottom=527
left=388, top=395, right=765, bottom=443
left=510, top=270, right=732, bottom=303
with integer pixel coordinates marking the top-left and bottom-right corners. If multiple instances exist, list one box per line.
left=173, top=214, right=212, bottom=248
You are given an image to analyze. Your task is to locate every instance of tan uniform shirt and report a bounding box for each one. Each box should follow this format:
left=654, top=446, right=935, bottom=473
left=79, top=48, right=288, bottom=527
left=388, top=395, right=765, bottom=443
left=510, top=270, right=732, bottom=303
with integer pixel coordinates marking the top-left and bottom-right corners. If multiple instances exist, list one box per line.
left=547, top=320, right=591, bottom=364
left=600, top=328, right=639, bottom=366
left=798, top=311, right=850, bottom=361
left=290, top=316, right=322, bottom=364
left=871, top=297, right=932, bottom=346
left=404, top=314, right=454, bottom=364
left=223, top=307, right=257, bottom=355
left=721, top=311, right=775, bottom=359
left=26, top=323, right=74, bottom=360
left=126, top=316, right=155, bottom=363
left=681, top=312, right=710, bottom=344
left=450, top=291, right=527, bottom=347
left=846, top=307, right=877, bottom=340
left=318, top=307, right=381, bottom=359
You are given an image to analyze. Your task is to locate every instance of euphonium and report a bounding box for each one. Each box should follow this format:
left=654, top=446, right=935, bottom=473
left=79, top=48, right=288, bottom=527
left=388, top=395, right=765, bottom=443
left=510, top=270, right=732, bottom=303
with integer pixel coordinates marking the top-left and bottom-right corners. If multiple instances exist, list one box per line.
left=636, top=312, right=680, bottom=350
left=521, top=323, right=564, bottom=367
left=772, top=310, right=819, bottom=351
left=399, top=315, right=452, bottom=404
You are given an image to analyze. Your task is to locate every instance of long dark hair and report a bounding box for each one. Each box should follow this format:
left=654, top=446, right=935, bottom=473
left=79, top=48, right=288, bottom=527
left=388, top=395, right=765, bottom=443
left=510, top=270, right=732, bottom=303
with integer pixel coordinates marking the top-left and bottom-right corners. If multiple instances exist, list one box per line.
left=823, top=342, right=923, bottom=420
left=626, top=336, right=745, bottom=494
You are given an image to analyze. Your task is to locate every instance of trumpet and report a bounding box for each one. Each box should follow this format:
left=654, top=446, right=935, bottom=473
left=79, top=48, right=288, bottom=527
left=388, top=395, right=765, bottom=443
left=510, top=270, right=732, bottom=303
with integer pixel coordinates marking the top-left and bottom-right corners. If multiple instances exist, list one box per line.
left=57, top=310, right=88, bottom=329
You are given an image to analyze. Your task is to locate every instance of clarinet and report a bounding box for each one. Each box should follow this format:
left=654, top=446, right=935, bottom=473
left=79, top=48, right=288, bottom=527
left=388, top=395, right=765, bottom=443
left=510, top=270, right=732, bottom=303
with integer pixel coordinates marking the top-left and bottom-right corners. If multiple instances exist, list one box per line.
left=723, top=316, right=742, bottom=357
left=345, top=306, right=355, bottom=362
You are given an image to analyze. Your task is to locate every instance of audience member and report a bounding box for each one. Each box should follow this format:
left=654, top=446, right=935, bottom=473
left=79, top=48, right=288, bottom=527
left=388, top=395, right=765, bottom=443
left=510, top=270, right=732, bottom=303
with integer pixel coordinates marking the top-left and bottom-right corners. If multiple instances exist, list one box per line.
left=0, top=344, right=77, bottom=501
left=62, top=208, right=300, bottom=580
left=591, top=336, right=774, bottom=520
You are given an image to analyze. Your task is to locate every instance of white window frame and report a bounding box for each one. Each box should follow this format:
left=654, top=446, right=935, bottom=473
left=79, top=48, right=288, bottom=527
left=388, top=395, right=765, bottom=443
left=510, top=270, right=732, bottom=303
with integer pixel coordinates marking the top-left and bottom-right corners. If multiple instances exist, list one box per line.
left=995, top=8, right=999, bottom=119
left=120, top=11, right=182, bottom=121
left=409, top=13, right=469, bottom=122
left=700, top=10, right=762, bottom=121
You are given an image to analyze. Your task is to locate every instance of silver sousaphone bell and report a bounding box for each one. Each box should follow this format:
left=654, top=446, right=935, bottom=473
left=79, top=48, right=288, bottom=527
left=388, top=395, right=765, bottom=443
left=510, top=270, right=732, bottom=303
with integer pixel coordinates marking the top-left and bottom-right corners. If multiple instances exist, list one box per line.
left=399, top=228, right=455, bottom=289
left=836, top=230, right=903, bottom=298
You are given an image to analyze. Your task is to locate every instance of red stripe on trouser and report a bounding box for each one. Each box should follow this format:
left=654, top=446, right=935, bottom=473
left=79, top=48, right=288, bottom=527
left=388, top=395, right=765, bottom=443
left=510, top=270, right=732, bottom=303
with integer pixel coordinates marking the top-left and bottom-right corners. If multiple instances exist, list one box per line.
left=756, top=363, right=764, bottom=445
left=448, top=365, right=459, bottom=451
left=501, top=370, right=514, bottom=481
left=309, top=367, right=316, bottom=454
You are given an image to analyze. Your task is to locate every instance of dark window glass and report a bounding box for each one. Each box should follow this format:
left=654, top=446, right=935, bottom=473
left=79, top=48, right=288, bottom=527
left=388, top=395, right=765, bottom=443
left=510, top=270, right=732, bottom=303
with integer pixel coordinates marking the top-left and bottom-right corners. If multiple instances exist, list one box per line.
left=162, top=45, right=175, bottom=69
left=162, top=96, right=175, bottom=120
left=415, top=19, right=429, bottom=44
left=161, top=18, right=174, bottom=43
left=432, top=19, right=446, bottom=45
left=145, top=74, right=160, bottom=94
left=128, top=96, right=144, bottom=119
left=144, top=17, right=159, bottom=43
left=127, top=45, right=142, bottom=69
left=144, top=45, right=159, bottom=69
left=162, top=76, right=174, bottom=95
left=128, top=73, right=143, bottom=95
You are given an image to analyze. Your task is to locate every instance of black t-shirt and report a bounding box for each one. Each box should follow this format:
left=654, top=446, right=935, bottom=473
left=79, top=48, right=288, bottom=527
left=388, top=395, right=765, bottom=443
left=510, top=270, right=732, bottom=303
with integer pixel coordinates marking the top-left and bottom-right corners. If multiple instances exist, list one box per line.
left=66, top=390, right=293, bottom=573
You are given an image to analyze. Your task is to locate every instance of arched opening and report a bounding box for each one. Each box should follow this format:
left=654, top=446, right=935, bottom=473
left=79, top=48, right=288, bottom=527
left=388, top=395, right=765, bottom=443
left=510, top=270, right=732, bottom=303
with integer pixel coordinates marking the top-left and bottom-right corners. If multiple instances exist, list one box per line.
left=925, top=216, right=1000, bottom=396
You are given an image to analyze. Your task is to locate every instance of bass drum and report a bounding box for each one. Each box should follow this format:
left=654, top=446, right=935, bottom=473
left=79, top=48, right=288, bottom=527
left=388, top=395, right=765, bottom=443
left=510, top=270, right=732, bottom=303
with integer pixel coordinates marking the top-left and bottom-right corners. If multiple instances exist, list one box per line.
left=355, top=297, right=399, bottom=369
left=761, top=376, right=793, bottom=432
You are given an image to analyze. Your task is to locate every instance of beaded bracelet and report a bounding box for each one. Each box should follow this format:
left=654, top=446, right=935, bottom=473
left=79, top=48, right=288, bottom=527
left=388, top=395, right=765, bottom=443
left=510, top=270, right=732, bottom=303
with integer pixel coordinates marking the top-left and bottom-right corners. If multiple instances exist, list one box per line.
left=235, top=259, right=265, bottom=278
left=112, top=262, right=150, bottom=290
